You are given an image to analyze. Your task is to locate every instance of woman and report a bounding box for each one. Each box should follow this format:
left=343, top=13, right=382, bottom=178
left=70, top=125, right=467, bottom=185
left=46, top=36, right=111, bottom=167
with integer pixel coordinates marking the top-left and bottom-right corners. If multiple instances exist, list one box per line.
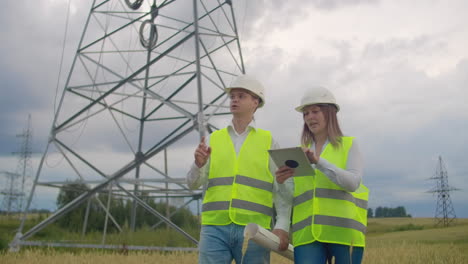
left=276, top=86, right=369, bottom=264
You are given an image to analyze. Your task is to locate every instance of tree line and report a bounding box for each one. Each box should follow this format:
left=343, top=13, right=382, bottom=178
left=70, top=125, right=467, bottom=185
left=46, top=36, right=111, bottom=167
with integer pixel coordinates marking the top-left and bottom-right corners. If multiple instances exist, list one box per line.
left=368, top=206, right=411, bottom=218
left=55, top=181, right=199, bottom=232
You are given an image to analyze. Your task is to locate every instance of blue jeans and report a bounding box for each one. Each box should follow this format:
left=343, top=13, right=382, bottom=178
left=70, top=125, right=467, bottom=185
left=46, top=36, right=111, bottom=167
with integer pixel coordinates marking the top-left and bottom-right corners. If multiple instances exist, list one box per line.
left=294, top=241, right=364, bottom=264
left=198, top=224, right=271, bottom=264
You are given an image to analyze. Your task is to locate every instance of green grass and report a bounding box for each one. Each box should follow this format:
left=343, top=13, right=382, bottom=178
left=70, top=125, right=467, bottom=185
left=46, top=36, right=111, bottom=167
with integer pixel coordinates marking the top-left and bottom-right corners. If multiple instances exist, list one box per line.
left=367, top=217, right=441, bottom=233
left=2, top=216, right=468, bottom=263
left=0, top=214, right=200, bottom=250
left=363, top=218, right=468, bottom=263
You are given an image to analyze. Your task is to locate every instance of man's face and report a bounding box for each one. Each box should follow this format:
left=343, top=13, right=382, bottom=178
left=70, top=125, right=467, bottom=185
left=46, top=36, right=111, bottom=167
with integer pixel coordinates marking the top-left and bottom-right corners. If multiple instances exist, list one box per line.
left=229, top=88, right=259, bottom=114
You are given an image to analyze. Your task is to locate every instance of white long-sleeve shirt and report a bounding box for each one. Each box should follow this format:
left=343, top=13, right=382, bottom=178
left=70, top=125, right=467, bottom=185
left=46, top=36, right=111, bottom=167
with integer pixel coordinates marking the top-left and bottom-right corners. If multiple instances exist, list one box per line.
left=283, top=138, right=364, bottom=200
left=187, top=120, right=292, bottom=232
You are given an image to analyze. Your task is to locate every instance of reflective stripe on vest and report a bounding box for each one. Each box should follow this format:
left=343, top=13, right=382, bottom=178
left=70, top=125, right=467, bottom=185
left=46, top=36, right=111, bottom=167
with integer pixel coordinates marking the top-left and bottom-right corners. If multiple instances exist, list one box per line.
left=201, top=128, right=274, bottom=228
left=292, top=137, right=369, bottom=247
left=293, top=188, right=368, bottom=210
left=206, top=175, right=273, bottom=191
left=291, top=215, right=367, bottom=234
left=202, top=199, right=273, bottom=217
left=207, top=177, right=233, bottom=188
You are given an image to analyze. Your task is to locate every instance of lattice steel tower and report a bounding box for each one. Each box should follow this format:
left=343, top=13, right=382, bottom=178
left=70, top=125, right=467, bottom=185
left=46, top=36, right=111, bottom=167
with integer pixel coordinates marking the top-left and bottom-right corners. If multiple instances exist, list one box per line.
left=0, top=171, right=21, bottom=215
left=428, top=156, right=458, bottom=227
left=1, top=115, right=34, bottom=216
left=14, top=114, right=34, bottom=212
left=12, top=0, right=245, bottom=251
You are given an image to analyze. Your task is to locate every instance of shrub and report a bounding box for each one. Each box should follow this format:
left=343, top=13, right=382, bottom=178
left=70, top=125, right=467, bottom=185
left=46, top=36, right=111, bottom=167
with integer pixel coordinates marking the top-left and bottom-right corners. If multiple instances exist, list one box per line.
left=0, top=235, right=9, bottom=252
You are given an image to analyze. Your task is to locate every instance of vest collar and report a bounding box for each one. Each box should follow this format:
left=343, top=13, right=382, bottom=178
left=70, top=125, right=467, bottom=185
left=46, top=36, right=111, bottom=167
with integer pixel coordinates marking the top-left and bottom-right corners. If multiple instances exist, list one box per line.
left=309, top=138, right=330, bottom=155
left=228, top=119, right=257, bottom=136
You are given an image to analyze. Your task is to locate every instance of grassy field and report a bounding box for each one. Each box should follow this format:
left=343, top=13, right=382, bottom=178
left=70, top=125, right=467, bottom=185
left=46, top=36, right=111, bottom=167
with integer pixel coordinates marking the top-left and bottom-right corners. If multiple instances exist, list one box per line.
left=364, top=218, right=468, bottom=263
left=1, top=217, right=467, bottom=263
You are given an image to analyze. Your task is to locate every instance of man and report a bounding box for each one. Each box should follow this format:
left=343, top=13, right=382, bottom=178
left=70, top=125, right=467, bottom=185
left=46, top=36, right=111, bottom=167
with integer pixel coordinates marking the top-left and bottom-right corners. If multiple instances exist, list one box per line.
left=187, top=74, right=290, bottom=264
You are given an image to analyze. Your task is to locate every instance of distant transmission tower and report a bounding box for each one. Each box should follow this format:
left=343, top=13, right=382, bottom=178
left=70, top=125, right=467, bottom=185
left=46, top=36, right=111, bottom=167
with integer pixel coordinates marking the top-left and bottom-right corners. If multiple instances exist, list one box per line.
left=0, top=171, right=21, bottom=215
left=428, top=156, right=459, bottom=227
left=1, top=115, right=34, bottom=216
left=14, top=114, right=34, bottom=212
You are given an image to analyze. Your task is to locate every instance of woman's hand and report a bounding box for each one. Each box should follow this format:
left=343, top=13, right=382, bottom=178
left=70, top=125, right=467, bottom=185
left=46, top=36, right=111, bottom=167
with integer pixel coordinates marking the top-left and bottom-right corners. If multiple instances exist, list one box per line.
left=303, top=147, right=319, bottom=164
left=275, top=165, right=294, bottom=184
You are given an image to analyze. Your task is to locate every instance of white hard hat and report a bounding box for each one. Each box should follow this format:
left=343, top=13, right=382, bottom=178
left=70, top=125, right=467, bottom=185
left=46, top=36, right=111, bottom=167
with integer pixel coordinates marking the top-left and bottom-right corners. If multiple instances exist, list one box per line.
left=225, top=74, right=265, bottom=107
left=295, top=86, right=340, bottom=112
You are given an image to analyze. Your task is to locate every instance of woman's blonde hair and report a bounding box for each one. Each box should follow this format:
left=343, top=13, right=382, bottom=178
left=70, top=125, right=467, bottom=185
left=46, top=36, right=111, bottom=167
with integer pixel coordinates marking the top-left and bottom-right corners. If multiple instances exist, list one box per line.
left=301, top=104, right=343, bottom=148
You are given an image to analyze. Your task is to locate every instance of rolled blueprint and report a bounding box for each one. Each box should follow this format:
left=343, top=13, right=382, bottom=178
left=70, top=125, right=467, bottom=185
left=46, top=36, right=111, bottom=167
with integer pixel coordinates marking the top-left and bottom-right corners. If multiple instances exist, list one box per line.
left=243, top=223, right=294, bottom=261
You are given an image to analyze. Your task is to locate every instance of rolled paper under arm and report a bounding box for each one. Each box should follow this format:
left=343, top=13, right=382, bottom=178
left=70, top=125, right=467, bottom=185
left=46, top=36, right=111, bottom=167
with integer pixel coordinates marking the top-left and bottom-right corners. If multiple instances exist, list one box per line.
left=243, top=223, right=294, bottom=261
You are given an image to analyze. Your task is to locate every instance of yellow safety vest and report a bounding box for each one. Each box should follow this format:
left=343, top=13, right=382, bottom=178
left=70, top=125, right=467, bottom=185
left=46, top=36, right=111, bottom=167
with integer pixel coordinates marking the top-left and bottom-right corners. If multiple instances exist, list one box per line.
left=201, top=127, right=274, bottom=229
left=292, top=137, right=369, bottom=247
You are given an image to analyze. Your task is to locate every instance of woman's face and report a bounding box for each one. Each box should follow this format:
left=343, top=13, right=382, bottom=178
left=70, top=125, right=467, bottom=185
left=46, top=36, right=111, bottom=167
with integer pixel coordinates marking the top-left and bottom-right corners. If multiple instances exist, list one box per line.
left=303, top=105, right=327, bottom=136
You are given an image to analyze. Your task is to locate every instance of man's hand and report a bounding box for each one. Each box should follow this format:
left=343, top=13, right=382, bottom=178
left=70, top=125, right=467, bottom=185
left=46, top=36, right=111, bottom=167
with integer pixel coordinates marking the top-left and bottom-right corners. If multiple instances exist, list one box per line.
left=275, top=165, right=294, bottom=184
left=194, top=136, right=211, bottom=168
left=272, top=229, right=290, bottom=251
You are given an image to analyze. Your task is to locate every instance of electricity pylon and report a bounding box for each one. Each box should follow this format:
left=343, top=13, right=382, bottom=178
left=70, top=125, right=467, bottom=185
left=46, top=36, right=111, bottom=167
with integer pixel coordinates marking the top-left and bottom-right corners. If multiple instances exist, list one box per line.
left=1, top=115, right=34, bottom=216
left=0, top=171, right=22, bottom=216
left=14, top=114, right=34, bottom=212
left=12, top=0, right=245, bottom=251
left=427, top=156, right=459, bottom=227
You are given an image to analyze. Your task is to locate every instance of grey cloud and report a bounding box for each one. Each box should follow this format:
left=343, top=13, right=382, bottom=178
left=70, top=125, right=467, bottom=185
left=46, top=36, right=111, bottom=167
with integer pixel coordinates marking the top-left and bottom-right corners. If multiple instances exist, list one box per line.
left=2, top=0, right=468, bottom=218
left=308, top=0, right=380, bottom=10
left=246, top=33, right=468, bottom=217
left=0, top=67, right=46, bottom=155
left=0, top=0, right=94, bottom=155
left=361, top=35, right=447, bottom=63
left=236, top=0, right=380, bottom=40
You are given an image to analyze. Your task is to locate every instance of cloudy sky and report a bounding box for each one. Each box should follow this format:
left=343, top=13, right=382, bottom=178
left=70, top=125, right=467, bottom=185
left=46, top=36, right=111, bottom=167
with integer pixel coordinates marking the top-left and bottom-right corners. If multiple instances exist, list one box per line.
left=1, top=0, right=467, bottom=219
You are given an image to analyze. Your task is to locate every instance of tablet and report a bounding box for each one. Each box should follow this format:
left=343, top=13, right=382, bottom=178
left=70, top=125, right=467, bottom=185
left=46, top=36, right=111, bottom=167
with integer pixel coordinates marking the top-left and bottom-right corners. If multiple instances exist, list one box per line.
left=268, top=147, right=315, bottom=177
